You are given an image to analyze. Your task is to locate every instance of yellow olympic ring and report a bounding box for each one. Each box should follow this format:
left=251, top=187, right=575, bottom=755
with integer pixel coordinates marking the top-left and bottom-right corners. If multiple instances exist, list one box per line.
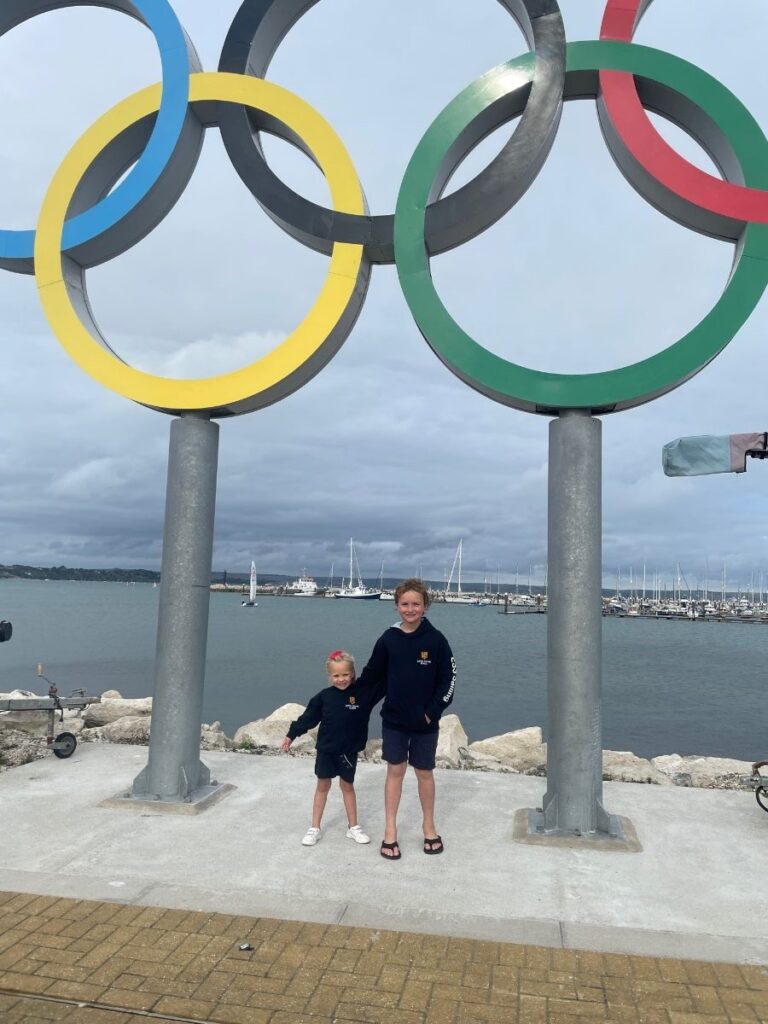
left=34, top=72, right=367, bottom=416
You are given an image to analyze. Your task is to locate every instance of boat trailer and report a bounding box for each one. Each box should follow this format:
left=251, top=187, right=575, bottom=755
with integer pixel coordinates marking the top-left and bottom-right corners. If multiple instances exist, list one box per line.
left=742, top=761, right=768, bottom=814
left=0, top=667, right=100, bottom=760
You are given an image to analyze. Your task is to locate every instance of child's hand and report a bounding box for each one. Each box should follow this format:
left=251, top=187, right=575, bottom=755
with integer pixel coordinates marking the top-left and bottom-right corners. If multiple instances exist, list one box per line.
left=279, top=737, right=292, bottom=752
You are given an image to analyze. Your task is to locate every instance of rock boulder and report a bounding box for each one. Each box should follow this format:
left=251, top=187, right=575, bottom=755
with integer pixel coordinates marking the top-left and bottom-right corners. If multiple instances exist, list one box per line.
left=201, top=721, right=235, bottom=751
left=436, top=715, right=467, bottom=768
left=362, top=739, right=383, bottom=763
left=234, top=703, right=315, bottom=752
left=0, top=728, right=47, bottom=769
left=651, top=753, right=754, bottom=790
left=602, top=750, right=670, bottom=785
left=81, top=716, right=150, bottom=745
left=459, top=747, right=509, bottom=772
left=468, top=726, right=545, bottom=774
left=83, top=698, right=152, bottom=728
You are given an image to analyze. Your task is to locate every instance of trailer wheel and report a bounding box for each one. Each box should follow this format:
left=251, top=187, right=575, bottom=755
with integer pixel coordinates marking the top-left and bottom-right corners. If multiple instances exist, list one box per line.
left=756, top=786, right=768, bottom=814
left=53, top=732, right=77, bottom=759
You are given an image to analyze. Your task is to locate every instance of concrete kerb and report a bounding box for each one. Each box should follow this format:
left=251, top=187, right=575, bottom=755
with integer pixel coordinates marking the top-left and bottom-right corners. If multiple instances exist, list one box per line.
left=1, top=743, right=766, bottom=966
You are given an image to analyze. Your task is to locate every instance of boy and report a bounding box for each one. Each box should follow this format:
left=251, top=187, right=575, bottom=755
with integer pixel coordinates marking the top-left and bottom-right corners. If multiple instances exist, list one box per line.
left=281, top=650, right=384, bottom=846
left=358, top=579, right=456, bottom=859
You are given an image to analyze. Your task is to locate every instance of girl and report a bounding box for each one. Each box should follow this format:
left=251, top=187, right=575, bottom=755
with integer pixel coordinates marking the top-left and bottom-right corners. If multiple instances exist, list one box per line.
left=357, top=579, right=456, bottom=860
left=281, top=650, right=384, bottom=846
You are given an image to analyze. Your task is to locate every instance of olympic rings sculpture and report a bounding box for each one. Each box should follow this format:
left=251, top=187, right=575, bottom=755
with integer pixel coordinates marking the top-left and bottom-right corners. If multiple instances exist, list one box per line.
left=3, top=0, right=767, bottom=416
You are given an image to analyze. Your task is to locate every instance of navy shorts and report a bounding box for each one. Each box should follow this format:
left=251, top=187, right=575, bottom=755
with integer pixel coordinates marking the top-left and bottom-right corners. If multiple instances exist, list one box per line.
left=315, top=751, right=357, bottom=783
left=382, top=725, right=439, bottom=770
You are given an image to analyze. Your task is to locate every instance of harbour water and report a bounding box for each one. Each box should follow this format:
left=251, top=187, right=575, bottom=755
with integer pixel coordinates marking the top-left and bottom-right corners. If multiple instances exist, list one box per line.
left=0, top=578, right=764, bottom=761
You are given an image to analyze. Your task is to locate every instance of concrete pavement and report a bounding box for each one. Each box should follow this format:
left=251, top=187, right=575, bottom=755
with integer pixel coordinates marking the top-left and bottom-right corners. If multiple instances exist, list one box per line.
left=1, top=744, right=766, bottom=966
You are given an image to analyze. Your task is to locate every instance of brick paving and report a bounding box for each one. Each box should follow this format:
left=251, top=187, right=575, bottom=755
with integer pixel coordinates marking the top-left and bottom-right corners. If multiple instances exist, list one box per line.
left=0, top=891, right=767, bottom=1023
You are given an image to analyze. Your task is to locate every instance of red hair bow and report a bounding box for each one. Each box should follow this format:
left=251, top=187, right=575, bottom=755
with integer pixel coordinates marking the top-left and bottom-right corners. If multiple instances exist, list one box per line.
left=328, top=649, right=344, bottom=660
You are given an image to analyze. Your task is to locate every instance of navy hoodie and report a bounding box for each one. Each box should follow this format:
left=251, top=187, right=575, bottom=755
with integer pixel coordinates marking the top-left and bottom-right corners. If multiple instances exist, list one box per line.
left=287, top=676, right=386, bottom=754
left=357, top=617, right=456, bottom=734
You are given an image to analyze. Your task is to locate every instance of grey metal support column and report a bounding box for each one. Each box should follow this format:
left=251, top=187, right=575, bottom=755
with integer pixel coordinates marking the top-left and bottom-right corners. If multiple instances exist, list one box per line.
left=528, top=410, right=621, bottom=839
left=132, top=413, right=220, bottom=804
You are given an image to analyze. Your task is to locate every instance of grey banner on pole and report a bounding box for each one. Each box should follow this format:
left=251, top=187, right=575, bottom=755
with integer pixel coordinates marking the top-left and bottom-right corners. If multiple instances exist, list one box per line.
left=526, top=410, right=621, bottom=840
left=132, top=413, right=220, bottom=803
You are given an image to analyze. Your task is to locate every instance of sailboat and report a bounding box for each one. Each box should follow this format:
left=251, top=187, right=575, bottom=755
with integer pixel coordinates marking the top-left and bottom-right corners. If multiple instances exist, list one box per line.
left=335, top=539, right=382, bottom=599
left=242, top=561, right=258, bottom=607
left=444, top=539, right=473, bottom=604
left=378, top=561, right=395, bottom=600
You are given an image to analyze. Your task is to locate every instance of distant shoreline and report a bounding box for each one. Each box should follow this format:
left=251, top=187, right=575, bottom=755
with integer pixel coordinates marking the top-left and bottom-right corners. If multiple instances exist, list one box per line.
left=0, top=565, right=160, bottom=584
left=0, top=569, right=756, bottom=605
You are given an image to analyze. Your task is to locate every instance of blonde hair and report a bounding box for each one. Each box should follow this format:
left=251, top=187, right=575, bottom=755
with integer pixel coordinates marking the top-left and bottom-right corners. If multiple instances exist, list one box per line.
left=326, top=649, right=356, bottom=674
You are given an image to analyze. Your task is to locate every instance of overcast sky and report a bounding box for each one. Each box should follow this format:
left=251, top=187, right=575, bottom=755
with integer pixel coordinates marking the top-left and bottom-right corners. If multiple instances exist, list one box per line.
left=1, top=0, right=767, bottom=591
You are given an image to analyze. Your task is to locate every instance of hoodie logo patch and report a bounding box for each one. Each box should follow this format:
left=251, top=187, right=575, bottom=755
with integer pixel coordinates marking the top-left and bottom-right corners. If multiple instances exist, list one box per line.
left=417, top=651, right=431, bottom=666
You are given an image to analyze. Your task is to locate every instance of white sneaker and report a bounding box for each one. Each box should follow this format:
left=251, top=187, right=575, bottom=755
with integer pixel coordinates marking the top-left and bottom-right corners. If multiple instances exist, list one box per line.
left=302, top=826, right=321, bottom=846
left=346, top=824, right=371, bottom=845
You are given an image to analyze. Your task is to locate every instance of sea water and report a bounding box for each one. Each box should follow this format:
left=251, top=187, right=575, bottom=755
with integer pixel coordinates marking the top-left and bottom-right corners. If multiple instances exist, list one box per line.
left=0, top=578, right=764, bottom=760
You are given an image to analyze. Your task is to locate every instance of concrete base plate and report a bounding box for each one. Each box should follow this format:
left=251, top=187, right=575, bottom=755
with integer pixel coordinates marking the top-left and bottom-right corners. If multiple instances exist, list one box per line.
left=100, top=782, right=236, bottom=815
left=514, top=807, right=642, bottom=852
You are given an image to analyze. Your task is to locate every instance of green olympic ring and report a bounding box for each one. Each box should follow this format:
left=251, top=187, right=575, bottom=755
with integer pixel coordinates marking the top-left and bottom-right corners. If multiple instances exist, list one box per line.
left=394, top=40, right=768, bottom=414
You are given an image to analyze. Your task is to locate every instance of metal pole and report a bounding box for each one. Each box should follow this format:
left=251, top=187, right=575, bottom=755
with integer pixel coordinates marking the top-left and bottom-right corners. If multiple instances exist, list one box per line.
left=533, top=410, right=618, bottom=837
left=132, top=413, right=219, bottom=802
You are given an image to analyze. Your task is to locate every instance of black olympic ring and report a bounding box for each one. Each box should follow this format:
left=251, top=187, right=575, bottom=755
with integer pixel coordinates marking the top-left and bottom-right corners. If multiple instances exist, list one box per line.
left=217, top=0, right=565, bottom=264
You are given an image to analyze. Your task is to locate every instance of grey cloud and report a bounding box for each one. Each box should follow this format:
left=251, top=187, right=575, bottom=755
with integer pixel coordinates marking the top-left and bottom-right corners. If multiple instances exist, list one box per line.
left=1, top=1, right=767, bottom=586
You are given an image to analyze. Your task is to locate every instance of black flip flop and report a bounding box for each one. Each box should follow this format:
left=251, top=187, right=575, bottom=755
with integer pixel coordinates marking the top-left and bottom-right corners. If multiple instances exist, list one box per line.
left=423, top=835, right=444, bottom=855
left=380, top=840, right=401, bottom=861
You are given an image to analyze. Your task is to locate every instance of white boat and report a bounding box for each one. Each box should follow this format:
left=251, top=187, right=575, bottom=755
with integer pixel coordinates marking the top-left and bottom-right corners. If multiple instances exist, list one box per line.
left=444, top=539, right=474, bottom=603
left=242, top=561, right=258, bottom=607
left=377, top=561, right=395, bottom=600
left=286, top=571, right=318, bottom=597
left=336, top=539, right=382, bottom=599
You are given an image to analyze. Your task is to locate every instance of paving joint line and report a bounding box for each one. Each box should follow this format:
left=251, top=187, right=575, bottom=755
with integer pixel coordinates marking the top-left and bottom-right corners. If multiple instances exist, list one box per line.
left=0, top=987, right=208, bottom=1023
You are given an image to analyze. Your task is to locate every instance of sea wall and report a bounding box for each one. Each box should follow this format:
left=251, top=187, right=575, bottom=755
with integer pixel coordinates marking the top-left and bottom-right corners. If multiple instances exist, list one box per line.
left=0, top=690, right=757, bottom=790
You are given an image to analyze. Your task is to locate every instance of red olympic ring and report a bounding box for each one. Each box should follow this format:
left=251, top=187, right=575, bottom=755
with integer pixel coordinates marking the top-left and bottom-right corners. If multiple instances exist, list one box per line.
left=599, top=0, right=768, bottom=226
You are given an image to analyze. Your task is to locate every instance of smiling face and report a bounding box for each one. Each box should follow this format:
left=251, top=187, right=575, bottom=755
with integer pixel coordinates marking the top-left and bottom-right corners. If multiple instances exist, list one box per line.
left=396, top=589, right=426, bottom=633
left=328, top=662, right=355, bottom=690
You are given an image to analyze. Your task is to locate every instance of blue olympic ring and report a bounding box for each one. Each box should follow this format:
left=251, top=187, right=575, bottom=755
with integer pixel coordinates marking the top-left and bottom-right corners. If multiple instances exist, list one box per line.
left=0, top=0, right=199, bottom=272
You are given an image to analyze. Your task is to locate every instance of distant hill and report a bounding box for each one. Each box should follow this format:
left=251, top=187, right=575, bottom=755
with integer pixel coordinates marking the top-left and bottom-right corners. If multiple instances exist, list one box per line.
left=0, top=565, right=445, bottom=589
left=0, top=565, right=369, bottom=586
left=0, top=564, right=161, bottom=583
